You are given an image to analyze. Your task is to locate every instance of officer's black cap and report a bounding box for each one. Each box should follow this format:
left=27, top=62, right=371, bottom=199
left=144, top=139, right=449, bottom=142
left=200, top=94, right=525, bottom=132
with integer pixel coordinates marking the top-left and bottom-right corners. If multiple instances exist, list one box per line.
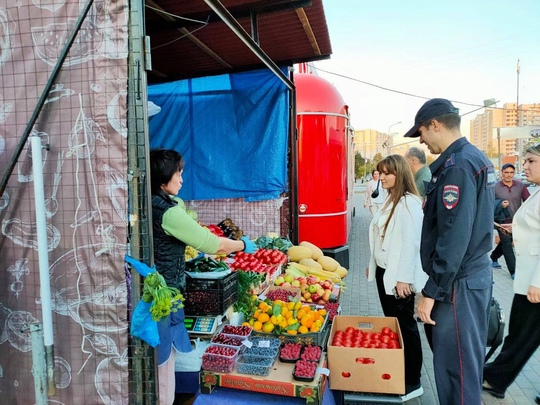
left=404, top=98, right=460, bottom=138
left=502, top=163, right=515, bottom=171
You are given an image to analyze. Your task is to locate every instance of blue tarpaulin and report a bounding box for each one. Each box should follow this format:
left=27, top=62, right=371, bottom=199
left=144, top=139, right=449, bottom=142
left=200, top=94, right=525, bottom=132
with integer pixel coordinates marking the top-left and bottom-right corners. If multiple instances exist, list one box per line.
left=148, top=68, right=289, bottom=201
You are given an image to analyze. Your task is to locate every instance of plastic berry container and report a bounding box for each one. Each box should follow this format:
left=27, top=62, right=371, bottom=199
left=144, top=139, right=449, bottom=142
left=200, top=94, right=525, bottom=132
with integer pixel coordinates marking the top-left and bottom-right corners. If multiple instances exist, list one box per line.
left=236, top=354, right=274, bottom=376
left=300, top=344, right=323, bottom=362
left=201, top=345, right=240, bottom=373
left=244, top=345, right=279, bottom=358
left=292, top=359, right=318, bottom=382
left=250, top=336, right=281, bottom=349
left=211, top=333, right=246, bottom=351
left=279, top=342, right=303, bottom=363
left=221, top=325, right=253, bottom=341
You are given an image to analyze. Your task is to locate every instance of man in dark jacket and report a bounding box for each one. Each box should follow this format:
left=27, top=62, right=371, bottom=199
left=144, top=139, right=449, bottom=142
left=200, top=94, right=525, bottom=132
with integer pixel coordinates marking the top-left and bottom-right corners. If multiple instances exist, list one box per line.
left=490, top=163, right=530, bottom=277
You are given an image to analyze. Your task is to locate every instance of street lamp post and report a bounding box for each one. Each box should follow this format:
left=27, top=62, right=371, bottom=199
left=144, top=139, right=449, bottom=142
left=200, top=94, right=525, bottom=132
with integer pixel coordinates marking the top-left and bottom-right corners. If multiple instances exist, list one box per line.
left=386, top=121, right=401, bottom=155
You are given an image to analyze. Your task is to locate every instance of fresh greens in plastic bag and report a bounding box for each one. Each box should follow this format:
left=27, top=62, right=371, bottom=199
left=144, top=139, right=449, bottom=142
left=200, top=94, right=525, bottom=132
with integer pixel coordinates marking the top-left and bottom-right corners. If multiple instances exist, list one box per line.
left=130, top=300, right=160, bottom=347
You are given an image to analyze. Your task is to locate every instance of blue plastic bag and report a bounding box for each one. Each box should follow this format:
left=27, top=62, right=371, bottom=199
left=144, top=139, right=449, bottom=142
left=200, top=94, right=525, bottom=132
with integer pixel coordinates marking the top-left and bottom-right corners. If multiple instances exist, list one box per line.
left=130, top=300, right=160, bottom=347
left=125, top=255, right=156, bottom=277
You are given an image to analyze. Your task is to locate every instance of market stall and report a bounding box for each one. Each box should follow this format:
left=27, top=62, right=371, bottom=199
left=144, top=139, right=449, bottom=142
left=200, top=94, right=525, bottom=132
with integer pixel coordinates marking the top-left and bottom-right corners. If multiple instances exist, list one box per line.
left=154, top=231, right=348, bottom=405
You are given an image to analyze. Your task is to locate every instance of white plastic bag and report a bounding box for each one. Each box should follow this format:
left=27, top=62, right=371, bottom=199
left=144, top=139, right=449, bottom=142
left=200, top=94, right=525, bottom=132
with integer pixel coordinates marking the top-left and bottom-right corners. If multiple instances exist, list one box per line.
left=174, top=338, right=210, bottom=372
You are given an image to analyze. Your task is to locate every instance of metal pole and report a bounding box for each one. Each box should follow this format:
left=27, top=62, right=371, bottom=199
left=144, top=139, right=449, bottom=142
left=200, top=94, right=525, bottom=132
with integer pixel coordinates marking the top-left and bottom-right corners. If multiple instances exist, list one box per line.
left=30, top=322, right=48, bottom=405
left=31, top=136, right=55, bottom=395
left=497, top=128, right=501, bottom=174
left=203, top=0, right=294, bottom=91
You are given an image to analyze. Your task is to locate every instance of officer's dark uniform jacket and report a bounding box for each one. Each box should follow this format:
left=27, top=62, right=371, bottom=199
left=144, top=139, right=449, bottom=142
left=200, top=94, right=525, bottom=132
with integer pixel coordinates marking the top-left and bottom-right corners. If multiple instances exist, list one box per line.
left=421, top=137, right=497, bottom=302
left=152, top=190, right=187, bottom=293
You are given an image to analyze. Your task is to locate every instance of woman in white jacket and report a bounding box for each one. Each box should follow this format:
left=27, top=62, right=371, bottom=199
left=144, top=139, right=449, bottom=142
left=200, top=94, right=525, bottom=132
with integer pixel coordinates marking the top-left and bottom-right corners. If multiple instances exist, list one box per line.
left=367, top=154, right=428, bottom=401
left=483, top=144, right=540, bottom=402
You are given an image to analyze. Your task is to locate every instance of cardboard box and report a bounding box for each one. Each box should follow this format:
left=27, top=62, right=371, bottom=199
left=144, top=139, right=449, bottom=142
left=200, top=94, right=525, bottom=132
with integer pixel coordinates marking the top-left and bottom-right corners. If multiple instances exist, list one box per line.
left=199, top=355, right=328, bottom=405
left=327, top=316, right=405, bottom=395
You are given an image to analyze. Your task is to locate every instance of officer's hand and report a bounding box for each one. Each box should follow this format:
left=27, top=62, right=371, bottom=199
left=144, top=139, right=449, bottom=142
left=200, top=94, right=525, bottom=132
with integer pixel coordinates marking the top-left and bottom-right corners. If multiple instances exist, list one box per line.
left=241, top=236, right=257, bottom=254
left=417, top=296, right=436, bottom=325
left=527, top=285, right=540, bottom=304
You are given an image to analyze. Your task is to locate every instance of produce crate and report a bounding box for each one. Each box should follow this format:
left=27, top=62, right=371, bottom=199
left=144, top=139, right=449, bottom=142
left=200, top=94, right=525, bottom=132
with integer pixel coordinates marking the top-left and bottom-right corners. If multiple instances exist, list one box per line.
left=252, top=315, right=330, bottom=347
left=184, top=271, right=238, bottom=315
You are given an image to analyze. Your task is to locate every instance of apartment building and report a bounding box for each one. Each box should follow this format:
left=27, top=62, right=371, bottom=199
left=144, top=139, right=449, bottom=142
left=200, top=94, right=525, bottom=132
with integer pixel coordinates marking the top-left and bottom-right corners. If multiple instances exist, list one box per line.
left=469, top=102, right=540, bottom=162
left=353, top=129, right=391, bottom=158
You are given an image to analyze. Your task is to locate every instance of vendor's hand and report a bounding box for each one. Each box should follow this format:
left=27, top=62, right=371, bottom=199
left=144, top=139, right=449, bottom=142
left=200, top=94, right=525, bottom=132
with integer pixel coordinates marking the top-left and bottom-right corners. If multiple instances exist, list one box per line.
left=502, top=200, right=509, bottom=208
left=365, top=267, right=369, bottom=278
left=527, top=285, right=540, bottom=304
left=241, top=236, right=257, bottom=254
left=395, top=282, right=413, bottom=298
left=417, top=296, right=436, bottom=325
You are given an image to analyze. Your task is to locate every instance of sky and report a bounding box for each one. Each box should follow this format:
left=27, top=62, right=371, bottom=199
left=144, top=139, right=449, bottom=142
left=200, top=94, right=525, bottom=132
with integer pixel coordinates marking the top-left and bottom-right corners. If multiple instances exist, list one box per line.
left=313, top=0, right=540, bottom=142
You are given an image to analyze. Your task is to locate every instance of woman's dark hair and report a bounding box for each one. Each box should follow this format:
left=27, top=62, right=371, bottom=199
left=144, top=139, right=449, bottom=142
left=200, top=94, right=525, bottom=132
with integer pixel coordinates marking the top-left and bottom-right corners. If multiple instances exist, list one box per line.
left=376, top=154, right=419, bottom=237
left=149, top=148, right=185, bottom=194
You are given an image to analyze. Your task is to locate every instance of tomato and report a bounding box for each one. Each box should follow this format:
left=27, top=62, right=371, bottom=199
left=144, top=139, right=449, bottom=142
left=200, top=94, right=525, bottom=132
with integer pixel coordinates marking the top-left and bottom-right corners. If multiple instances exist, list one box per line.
left=381, top=335, right=391, bottom=344
left=345, top=327, right=355, bottom=334
left=381, top=327, right=392, bottom=336
left=343, top=341, right=352, bottom=348
left=390, top=332, right=398, bottom=341
left=363, top=358, right=375, bottom=364
left=372, top=333, right=381, bottom=341
left=378, top=342, right=388, bottom=349
left=360, top=341, right=370, bottom=348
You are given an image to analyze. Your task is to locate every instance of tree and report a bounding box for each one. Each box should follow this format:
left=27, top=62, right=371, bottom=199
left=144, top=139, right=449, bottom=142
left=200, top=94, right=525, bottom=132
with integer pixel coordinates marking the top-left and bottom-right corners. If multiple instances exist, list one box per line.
left=373, top=153, right=383, bottom=167
left=354, top=152, right=366, bottom=179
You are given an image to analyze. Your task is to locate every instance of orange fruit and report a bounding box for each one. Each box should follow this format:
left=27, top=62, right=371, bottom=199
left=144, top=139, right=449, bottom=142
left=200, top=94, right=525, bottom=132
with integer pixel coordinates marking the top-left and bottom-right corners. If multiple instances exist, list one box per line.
left=286, top=329, right=298, bottom=335
left=258, top=313, right=270, bottom=323
left=253, top=321, right=263, bottom=331
left=310, top=325, right=320, bottom=333
left=296, top=309, right=306, bottom=320
left=298, top=325, right=309, bottom=334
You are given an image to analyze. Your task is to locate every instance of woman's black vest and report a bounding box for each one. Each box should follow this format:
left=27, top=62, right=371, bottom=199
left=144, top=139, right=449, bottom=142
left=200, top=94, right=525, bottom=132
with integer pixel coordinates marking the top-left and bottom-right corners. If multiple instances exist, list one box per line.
left=152, top=191, right=187, bottom=292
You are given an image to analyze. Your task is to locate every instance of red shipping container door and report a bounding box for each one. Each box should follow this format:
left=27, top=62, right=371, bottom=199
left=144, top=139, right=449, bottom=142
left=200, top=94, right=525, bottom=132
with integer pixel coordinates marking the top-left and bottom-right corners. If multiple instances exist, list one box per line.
left=295, top=73, right=353, bottom=249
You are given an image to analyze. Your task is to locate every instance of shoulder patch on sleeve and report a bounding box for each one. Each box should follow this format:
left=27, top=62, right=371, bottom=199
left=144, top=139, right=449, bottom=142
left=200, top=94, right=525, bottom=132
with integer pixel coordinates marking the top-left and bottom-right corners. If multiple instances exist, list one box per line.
left=486, top=166, right=497, bottom=188
left=442, top=185, right=460, bottom=209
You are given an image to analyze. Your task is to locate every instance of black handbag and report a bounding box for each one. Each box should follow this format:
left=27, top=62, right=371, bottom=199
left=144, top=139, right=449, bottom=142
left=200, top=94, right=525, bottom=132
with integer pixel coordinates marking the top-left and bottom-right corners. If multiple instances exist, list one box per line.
left=371, top=180, right=381, bottom=198
left=485, top=297, right=505, bottom=362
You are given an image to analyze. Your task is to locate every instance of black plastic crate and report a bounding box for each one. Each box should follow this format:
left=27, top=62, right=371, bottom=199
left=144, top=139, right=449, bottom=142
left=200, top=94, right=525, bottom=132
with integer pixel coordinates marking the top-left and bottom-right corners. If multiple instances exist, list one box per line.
left=184, top=272, right=238, bottom=315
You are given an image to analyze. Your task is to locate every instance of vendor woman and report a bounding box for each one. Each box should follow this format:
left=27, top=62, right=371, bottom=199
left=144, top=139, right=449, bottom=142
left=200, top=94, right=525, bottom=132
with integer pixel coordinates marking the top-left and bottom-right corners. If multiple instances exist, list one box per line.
left=150, top=148, right=257, bottom=405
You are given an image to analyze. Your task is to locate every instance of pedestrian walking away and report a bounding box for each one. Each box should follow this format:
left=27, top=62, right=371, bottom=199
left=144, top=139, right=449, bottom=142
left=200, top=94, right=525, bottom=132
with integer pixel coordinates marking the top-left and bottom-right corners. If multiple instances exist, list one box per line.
left=404, top=98, right=496, bottom=405
left=366, top=154, right=428, bottom=402
left=483, top=144, right=540, bottom=402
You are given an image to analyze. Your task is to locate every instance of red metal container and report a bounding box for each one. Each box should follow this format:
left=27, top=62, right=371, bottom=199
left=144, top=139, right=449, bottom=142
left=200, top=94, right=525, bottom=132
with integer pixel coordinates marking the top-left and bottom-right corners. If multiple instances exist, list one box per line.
left=295, top=73, right=354, bottom=248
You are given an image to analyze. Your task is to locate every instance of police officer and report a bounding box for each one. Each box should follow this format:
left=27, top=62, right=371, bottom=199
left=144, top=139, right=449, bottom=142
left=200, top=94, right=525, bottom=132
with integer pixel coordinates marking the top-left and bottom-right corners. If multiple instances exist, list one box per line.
left=404, top=98, right=496, bottom=404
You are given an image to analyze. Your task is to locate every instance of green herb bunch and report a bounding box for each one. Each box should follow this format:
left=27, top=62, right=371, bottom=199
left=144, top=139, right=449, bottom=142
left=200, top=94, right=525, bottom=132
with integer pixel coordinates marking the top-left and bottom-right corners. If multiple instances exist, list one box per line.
left=233, top=271, right=264, bottom=317
left=142, top=271, right=185, bottom=321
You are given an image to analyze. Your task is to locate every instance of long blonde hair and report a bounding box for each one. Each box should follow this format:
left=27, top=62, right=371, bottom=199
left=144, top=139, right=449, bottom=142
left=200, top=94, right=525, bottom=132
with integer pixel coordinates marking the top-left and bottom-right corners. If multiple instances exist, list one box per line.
left=376, top=154, right=420, bottom=236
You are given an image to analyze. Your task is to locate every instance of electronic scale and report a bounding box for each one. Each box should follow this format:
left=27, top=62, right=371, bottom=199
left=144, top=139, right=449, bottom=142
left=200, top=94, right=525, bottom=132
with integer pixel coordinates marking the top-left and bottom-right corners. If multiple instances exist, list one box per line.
left=184, top=316, right=220, bottom=335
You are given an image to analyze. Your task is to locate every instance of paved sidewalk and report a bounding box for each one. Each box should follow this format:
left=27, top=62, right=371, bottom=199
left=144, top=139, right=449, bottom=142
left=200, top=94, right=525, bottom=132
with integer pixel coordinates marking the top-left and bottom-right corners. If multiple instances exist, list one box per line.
left=340, top=184, right=540, bottom=404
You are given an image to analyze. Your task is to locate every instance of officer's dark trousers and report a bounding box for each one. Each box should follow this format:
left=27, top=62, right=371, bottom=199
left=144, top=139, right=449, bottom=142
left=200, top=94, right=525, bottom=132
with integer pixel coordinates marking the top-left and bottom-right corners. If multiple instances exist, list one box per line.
left=375, top=266, right=422, bottom=388
left=484, top=294, right=540, bottom=393
left=427, top=272, right=491, bottom=405
left=490, top=229, right=516, bottom=275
